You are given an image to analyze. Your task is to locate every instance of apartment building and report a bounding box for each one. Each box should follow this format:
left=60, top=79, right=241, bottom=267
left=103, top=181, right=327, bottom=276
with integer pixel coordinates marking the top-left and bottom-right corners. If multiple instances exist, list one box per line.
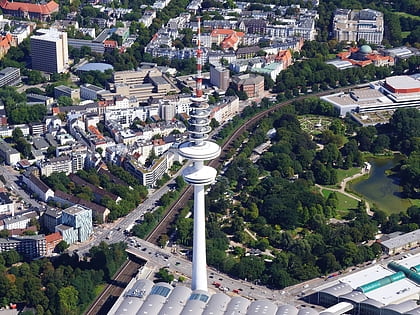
left=0, top=192, right=13, bottom=214
left=0, top=67, right=21, bottom=88
left=30, top=28, right=68, bottom=73
left=210, top=96, right=240, bottom=124
left=210, top=65, right=230, bottom=91
left=0, top=138, right=20, bottom=165
left=39, top=156, right=72, bottom=176
left=0, top=235, right=46, bottom=259
left=124, top=153, right=170, bottom=187
left=22, top=171, right=54, bottom=202
left=333, top=8, right=384, bottom=45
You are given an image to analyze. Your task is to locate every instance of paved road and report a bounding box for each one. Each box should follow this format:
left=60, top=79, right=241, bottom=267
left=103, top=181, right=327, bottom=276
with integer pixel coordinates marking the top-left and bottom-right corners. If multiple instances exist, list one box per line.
left=315, top=167, right=373, bottom=215
left=126, top=237, right=294, bottom=304
left=0, top=165, right=42, bottom=209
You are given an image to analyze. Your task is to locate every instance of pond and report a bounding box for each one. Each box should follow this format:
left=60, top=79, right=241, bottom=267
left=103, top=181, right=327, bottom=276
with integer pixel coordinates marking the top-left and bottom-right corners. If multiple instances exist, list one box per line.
left=348, top=155, right=412, bottom=214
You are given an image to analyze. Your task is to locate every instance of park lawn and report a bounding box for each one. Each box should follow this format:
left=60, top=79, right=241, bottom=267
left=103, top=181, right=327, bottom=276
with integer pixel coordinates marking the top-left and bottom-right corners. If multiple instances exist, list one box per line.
left=409, top=199, right=420, bottom=208
left=394, top=11, right=420, bottom=20
left=322, top=189, right=359, bottom=218
left=324, top=167, right=361, bottom=189
left=402, top=31, right=410, bottom=39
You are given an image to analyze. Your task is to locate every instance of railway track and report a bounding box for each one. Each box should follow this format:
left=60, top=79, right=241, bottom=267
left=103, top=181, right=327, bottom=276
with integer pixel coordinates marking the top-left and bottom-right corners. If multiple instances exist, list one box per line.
left=85, top=259, right=142, bottom=315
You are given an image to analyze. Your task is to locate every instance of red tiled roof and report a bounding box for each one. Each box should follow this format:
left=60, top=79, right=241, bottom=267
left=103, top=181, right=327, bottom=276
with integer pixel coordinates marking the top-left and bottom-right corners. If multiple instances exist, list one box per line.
left=210, top=29, right=244, bottom=37
left=45, top=232, right=62, bottom=243
left=0, top=0, right=59, bottom=14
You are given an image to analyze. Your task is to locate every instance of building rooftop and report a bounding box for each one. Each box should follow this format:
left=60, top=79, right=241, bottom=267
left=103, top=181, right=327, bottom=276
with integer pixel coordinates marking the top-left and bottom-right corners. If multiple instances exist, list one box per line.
left=385, top=75, right=420, bottom=91
left=381, top=229, right=420, bottom=250
left=77, top=63, right=114, bottom=73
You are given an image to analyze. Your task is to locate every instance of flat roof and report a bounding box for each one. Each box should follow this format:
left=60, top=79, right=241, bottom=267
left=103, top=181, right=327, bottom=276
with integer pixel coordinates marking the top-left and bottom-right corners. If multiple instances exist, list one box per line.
left=351, top=88, right=385, bottom=101
left=340, top=265, right=393, bottom=289
left=385, top=75, right=420, bottom=90
left=78, top=63, right=114, bottom=73
left=365, top=278, right=419, bottom=305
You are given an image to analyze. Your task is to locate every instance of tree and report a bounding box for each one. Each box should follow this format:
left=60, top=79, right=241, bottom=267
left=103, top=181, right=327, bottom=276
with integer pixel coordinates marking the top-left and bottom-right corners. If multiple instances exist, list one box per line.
left=12, top=127, right=23, bottom=142
left=56, top=241, right=69, bottom=253
left=57, top=96, right=73, bottom=107
left=58, top=286, right=78, bottom=315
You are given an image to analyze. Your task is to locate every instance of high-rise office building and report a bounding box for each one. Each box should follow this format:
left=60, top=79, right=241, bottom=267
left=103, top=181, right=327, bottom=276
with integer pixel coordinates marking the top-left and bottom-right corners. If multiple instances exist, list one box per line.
left=210, top=64, right=230, bottom=91
left=30, top=29, right=68, bottom=73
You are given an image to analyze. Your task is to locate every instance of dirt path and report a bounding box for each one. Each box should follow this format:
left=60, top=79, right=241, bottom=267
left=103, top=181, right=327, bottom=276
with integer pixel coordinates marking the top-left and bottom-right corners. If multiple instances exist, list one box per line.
left=317, top=167, right=374, bottom=216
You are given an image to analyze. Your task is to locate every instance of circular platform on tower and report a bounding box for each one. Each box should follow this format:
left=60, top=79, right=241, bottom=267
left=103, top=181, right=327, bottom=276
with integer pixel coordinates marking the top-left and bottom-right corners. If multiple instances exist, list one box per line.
left=178, top=141, right=221, bottom=161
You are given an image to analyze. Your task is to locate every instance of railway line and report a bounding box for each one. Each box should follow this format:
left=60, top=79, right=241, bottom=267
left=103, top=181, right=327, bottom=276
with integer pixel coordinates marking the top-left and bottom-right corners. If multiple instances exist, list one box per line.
left=85, top=259, right=142, bottom=315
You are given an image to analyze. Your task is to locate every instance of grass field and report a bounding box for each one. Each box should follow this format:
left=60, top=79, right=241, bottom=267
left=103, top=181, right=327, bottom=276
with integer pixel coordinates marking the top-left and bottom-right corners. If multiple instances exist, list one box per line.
left=324, top=167, right=361, bottom=189
left=322, top=189, right=359, bottom=218
left=402, top=31, right=410, bottom=39
left=394, top=11, right=420, bottom=20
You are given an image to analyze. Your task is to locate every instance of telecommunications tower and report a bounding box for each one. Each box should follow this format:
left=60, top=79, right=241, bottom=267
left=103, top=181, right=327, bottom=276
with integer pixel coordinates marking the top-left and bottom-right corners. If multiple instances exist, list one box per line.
left=178, top=17, right=221, bottom=292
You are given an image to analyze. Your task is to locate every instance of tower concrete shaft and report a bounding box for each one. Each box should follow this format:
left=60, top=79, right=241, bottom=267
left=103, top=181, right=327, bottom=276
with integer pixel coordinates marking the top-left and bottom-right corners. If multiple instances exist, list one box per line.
left=177, top=17, right=221, bottom=292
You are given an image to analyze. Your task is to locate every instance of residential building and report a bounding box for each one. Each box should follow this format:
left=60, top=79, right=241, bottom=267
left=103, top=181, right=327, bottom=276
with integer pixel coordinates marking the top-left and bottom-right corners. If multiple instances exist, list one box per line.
left=333, top=8, right=384, bottom=44
left=124, top=153, right=170, bottom=187
left=0, top=67, right=20, bottom=87
left=45, top=232, right=62, bottom=255
left=30, top=28, right=68, bottom=73
left=68, top=173, right=119, bottom=203
left=38, top=156, right=72, bottom=176
left=3, top=214, right=30, bottom=230
left=0, top=192, right=13, bottom=215
left=231, top=73, right=264, bottom=98
left=22, top=171, right=54, bottom=202
left=210, top=65, right=230, bottom=91
left=236, top=46, right=261, bottom=59
left=0, top=0, right=58, bottom=21
left=139, top=10, right=156, bottom=28
left=29, top=122, right=45, bottom=136
left=210, top=96, right=240, bottom=124
left=56, top=205, right=92, bottom=244
left=0, top=235, right=46, bottom=259
left=0, top=138, right=20, bottom=165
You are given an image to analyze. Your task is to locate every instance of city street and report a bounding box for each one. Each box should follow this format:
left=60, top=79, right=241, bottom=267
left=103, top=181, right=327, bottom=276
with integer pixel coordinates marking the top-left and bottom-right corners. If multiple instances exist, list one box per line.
left=0, top=165, right=42, bottom=209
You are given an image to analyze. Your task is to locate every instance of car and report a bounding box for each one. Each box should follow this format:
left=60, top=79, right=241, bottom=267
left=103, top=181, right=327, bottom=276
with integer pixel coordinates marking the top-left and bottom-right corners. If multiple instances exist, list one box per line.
left=232, top=289, right=240, bottom=294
